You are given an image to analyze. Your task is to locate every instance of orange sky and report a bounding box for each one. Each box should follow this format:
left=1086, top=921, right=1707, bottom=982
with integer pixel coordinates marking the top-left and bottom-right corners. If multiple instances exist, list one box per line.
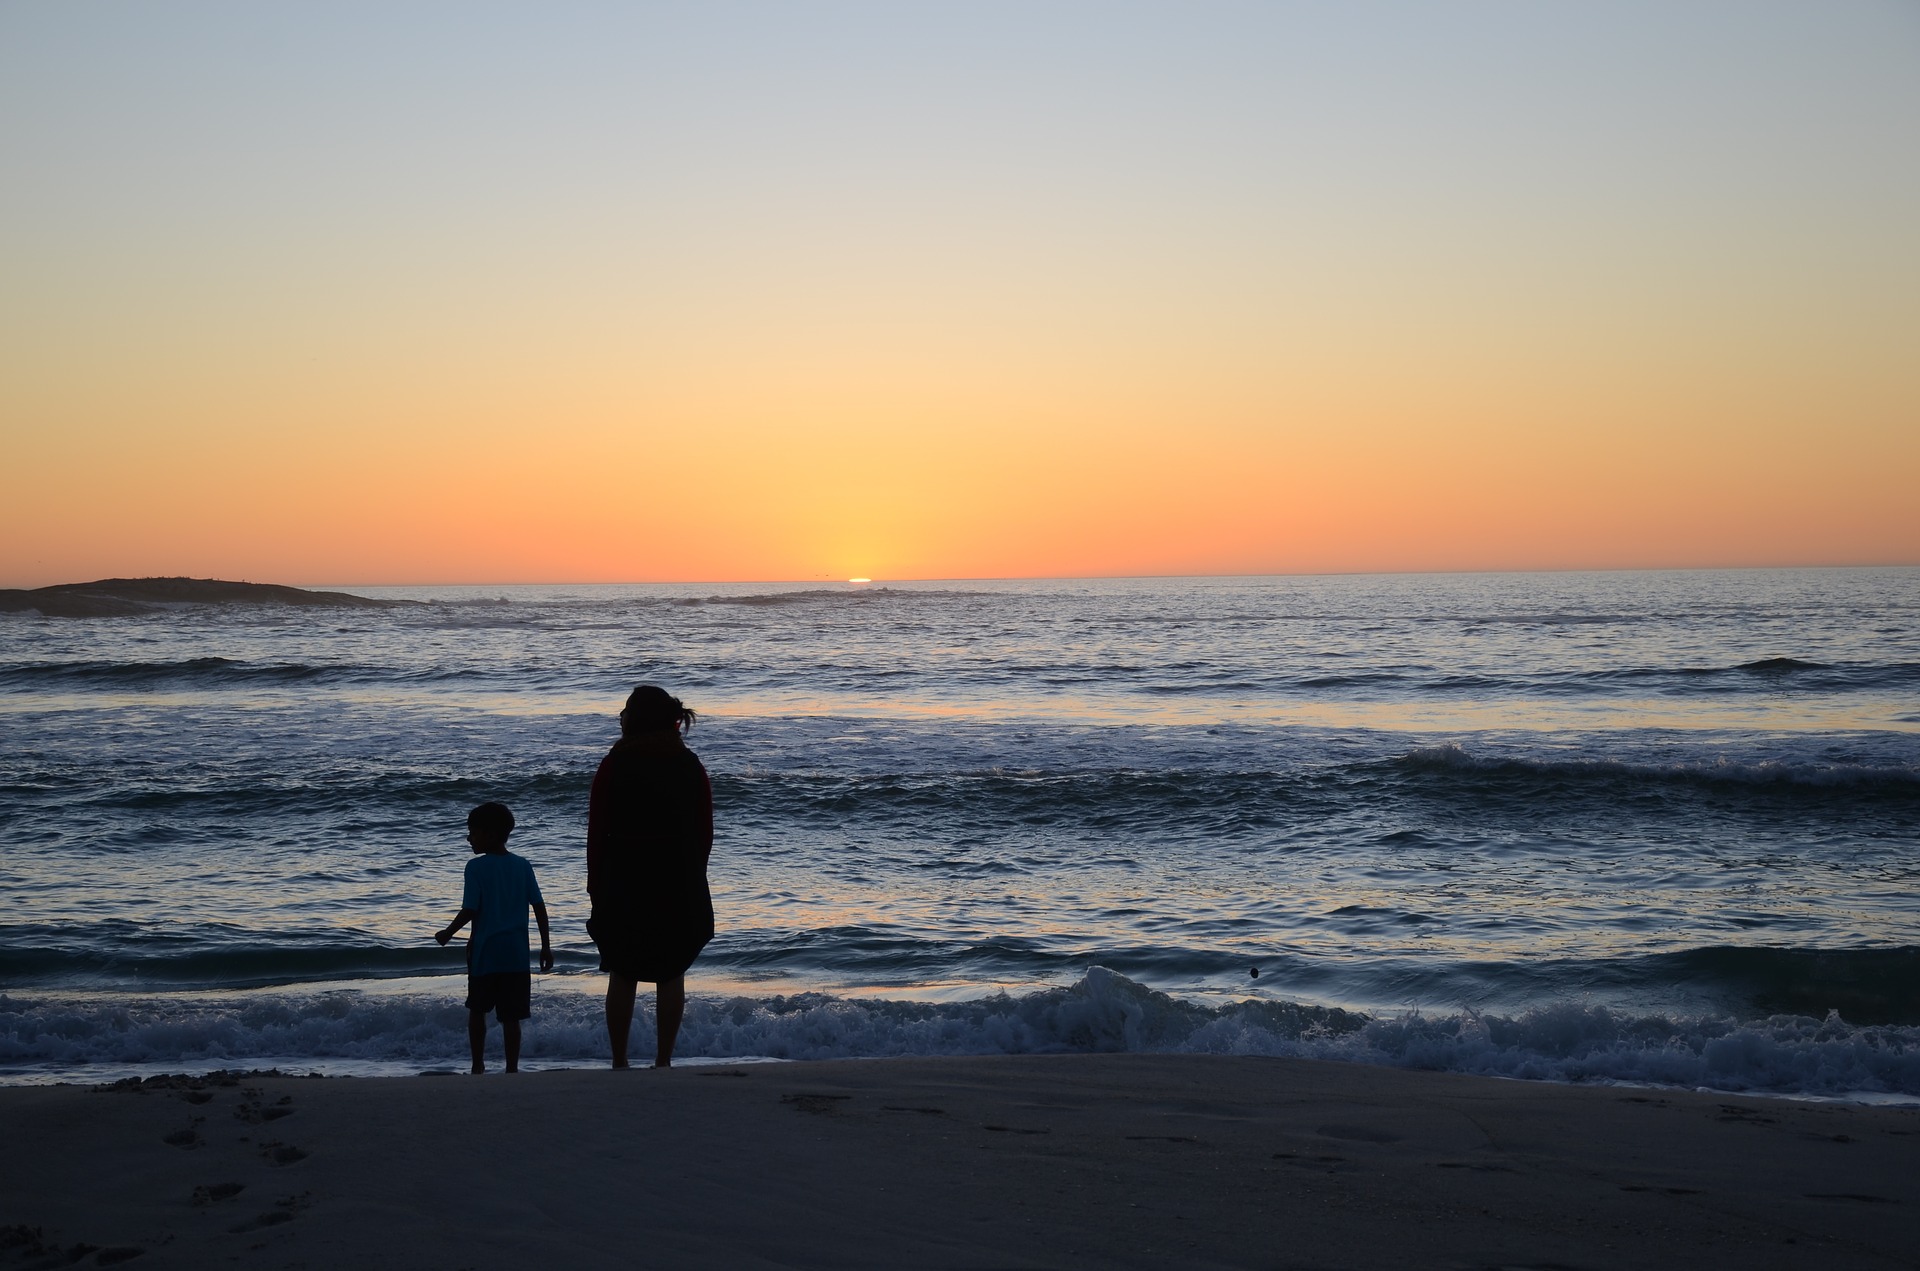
left=3, top=3, right=1916, bottom=587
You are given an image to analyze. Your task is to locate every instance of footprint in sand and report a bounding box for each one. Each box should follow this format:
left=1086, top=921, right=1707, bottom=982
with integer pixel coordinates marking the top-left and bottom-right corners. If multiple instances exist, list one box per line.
left=1715, top=1104, right=1778, bottom=1125
left=1315, top=1123, right=1402, bottom=1144
left=1272, top=1152, right=1352, bottom=1172
left=227, top=1211, right=294, bottom=1234
left=228, top=1190, right=312, bottom=1233
left=258, top=1141, right=308, bottom=1166
left=162, top=1130, right=201, bottom=1149
left=191, top=1183, right=245, bottom=1206
left=234, top=1093, right=295, bottom=1124
left=1619, top=1184, right=1703, bottom=1195
left=0, top=1229, right=143, bottom=1265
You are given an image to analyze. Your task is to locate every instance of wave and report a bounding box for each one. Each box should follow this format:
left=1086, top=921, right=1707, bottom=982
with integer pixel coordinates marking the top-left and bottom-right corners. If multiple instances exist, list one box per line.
left=11, top=918, right=1915, bottom=1025
left=0, top=658, right=365, bottom=688
left=1396, top=743, right=1920, bottom=793
left=0, top=657, right=611, bottom=694
left=3, top=969, right=1915, bottom=1097
left=726, top=752, right=1920, bottom=832
left=1366, top=659, right=1920, bottom=698
left=1014, top=658, right=1917, bottom=699
left=12, top=740, right=1913, bottom=832
left=718, top=768, right=1322, bottom=833
left=0, top=660, right=326, bottom=691
left=1641, top=946, right=1920, bottom=1026
left=6, top=646, right=1917, bottom=706
left=0, top=938, right=505, bottom=992
left=1732, top=656, right=1828, bottom=673
left=1581, top=658, right=1920, bottom=691
left=1329, top=945, right=1920, bottom=1027
left=34, top=767, right=594, bottom=819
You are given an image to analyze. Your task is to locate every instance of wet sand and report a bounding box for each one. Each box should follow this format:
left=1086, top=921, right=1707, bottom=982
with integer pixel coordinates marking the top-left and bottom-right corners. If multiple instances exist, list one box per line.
left=3, top=1054, right=1916, bottom=1269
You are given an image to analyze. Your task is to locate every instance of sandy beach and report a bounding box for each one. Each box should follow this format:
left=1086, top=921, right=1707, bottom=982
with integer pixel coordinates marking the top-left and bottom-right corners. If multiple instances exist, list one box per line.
left=4, top=1055, right=1916, bottom=1270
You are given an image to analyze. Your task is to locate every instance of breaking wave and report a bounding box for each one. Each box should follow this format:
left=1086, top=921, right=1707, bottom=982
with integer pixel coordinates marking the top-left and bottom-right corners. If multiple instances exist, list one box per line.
left=4, top=969, right=1915, bottom=1097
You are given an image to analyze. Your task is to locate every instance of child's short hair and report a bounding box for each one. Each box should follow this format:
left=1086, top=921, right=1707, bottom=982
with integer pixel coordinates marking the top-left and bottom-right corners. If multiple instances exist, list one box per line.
left=467, top=802, right=515, bottom=839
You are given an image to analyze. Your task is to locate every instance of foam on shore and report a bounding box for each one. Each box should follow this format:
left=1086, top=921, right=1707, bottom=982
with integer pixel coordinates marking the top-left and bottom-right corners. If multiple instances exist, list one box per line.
left=7, top=968, right=1917, bottom=1097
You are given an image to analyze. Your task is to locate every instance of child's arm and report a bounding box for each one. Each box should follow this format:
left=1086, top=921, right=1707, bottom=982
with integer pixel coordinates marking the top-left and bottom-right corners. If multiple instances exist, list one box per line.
left=533, top=901, right=553, bottom=972
left=435, top=908, right=478, bottom=946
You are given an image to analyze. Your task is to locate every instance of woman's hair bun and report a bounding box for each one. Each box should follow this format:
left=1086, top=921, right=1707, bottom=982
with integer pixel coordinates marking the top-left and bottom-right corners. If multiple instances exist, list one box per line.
left=622, top=684, right=696, bottom=734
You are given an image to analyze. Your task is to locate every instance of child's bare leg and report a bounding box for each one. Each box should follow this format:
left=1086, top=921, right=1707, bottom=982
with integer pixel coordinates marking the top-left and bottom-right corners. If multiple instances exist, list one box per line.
left=654, top=976, right=686, bottom=1069
left=502, top=1017, right=522, bottom=1073
left=467, top=1010, right=487, bottom=1074
left=606, top=973, right=638, bottom=1069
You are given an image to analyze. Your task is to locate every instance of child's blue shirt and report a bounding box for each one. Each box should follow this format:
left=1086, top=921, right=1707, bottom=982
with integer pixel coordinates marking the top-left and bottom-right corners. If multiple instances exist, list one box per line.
left=462, top=851, right=545, bottom=976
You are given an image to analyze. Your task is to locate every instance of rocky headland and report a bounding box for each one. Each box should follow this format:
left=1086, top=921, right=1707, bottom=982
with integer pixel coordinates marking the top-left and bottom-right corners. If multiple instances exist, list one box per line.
left=0, top=577, right=416, bottom=618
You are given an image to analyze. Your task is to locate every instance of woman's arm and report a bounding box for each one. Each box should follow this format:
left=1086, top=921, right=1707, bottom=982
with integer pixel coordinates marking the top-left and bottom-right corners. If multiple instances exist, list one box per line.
left=586, top=753, right=612, bottom=897
left=700, top=766, right=714, bottom=866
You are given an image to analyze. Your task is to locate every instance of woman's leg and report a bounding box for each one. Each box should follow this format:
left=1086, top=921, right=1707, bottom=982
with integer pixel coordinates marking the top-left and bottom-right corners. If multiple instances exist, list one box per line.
left=605, top=973, right=638, bottom=1069
left=654, top=976, right=686, bottom=1069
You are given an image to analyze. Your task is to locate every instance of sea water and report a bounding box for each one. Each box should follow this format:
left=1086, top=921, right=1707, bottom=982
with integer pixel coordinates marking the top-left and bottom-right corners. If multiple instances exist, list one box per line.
left=2, top=569, right=1916, bottom=1095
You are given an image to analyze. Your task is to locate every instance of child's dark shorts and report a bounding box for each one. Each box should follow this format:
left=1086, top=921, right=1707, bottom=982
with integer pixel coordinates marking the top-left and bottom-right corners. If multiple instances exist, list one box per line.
left=465, top=972, right=532, bottom=1022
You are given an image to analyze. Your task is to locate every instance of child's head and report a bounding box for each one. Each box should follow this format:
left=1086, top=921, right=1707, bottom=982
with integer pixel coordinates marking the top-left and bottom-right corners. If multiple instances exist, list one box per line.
left=466, top=802, right=515, bottom=853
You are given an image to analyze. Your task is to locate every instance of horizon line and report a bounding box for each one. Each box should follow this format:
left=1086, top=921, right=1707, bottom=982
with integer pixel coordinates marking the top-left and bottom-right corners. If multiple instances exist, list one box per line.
left=289, top=559, right=1920, bottom=589
left=10, top=560, right=1919, bottom=592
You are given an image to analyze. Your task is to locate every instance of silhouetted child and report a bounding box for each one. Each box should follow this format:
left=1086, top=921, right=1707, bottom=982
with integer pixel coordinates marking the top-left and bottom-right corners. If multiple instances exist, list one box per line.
left=435, top=802, right=553, bottom=1073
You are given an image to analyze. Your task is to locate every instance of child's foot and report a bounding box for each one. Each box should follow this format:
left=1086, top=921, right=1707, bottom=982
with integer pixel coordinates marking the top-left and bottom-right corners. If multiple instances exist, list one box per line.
left=505, top=1066, right=519, bottom=1074
left=470, top=1065, right=485, bottom=1075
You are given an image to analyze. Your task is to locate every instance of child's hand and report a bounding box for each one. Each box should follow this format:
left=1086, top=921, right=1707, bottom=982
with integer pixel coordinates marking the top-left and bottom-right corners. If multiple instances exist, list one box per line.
left=435, top=928, right=452, bottom=947
left=539, top=946, right=554, bottom=973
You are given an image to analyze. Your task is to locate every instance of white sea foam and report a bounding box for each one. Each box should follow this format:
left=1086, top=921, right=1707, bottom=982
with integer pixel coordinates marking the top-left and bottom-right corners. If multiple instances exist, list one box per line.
left=4, top=970, right=1915, bottom=1098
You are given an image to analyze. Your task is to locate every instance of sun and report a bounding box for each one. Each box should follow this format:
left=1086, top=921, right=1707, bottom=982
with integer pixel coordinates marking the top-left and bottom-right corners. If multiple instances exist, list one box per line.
left=848, top=577, right=872, bottom=585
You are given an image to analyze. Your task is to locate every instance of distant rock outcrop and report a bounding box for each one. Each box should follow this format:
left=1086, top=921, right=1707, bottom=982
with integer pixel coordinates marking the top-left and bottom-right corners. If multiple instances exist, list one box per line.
left=0, top=577, right=417, bottom=618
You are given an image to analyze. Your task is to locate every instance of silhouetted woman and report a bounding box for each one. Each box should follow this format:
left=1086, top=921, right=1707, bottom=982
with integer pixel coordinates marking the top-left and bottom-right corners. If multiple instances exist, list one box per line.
left=586, top=685, right=714, bottom=1068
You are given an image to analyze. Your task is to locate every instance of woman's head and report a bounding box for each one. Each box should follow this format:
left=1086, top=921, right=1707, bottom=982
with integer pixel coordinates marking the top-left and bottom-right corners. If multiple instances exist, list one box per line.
left=621, top=684, right=696, bottom=737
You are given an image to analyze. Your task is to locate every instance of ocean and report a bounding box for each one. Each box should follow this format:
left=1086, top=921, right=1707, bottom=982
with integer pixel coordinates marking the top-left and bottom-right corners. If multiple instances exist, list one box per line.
left=3, top=569, right=1917, bottom=1096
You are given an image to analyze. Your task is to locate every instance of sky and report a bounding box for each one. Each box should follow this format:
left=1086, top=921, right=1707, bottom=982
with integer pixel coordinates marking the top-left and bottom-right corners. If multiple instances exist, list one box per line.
left=3, top=1, right=1916, bottom=586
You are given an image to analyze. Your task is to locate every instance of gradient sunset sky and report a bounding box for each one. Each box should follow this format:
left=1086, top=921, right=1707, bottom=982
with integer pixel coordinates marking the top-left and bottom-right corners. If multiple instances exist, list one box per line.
left=3, top=1, right=1916, bottom=586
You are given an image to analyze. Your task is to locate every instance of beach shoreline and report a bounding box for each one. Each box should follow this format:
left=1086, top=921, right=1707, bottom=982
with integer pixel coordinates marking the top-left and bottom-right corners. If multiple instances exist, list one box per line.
left=5, top=1053, right=1916, bottom=1270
